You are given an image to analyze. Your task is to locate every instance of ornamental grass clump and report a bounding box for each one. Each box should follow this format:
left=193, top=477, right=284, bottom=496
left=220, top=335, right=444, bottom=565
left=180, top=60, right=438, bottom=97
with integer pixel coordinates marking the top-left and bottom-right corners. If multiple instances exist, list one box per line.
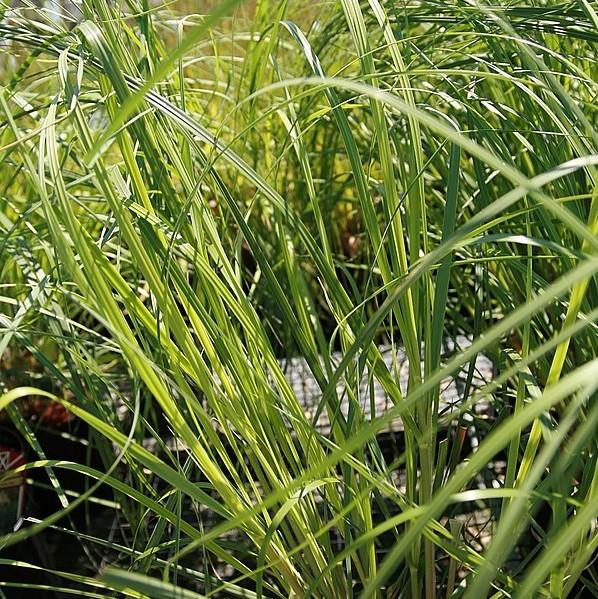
left=0, top=1, right=597, bottom=597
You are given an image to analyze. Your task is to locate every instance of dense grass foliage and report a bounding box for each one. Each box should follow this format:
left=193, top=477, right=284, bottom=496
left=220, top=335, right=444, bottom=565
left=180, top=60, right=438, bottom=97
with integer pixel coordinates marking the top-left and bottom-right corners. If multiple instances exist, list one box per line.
left=1, top=0, right=597, bottom=597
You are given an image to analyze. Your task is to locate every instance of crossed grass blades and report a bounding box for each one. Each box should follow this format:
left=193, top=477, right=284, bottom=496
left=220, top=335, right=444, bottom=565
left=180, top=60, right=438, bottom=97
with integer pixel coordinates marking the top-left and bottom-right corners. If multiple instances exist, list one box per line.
left=0, top=0, right=597, bottom=597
